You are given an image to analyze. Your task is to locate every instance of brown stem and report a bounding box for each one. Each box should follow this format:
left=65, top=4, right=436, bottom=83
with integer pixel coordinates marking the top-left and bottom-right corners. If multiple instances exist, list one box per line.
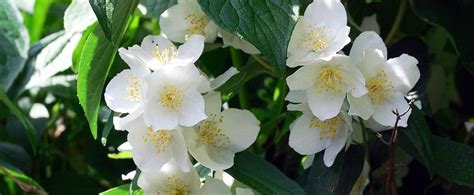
left=384, top=100, right=414, bottom=195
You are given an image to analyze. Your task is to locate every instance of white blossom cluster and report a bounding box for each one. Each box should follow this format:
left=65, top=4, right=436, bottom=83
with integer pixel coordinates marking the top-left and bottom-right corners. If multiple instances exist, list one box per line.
left=104, top=18, right=260, bottom=195
left=286, top=0, right=420, bottom=168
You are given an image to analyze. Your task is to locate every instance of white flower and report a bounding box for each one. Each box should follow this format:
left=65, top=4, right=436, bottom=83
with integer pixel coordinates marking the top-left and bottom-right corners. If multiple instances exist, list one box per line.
left=126, top=116, right=191, bottom=172
left=288, top=101, right=353, bottom=167
left=286, top=55, right=367, bottom=120
left=127, top=34, right=205, bottom=70
left=287, top=0, right=351, bottom=67
left=183, top=92, right=260, bottom=171
left=347, top=31, right=420, bottom=129
left=219, top=30, right=260, bottom=55
left=138, top=160, right=201, bottom=195
left=104, top=48, right=151, bottom=130
left=143, top=65, right=206, bottom=130
left=160, top=0, right=219, bottom=43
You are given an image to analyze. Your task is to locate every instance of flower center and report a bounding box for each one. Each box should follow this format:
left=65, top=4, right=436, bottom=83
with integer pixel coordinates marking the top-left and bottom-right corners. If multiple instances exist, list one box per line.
left=300, top=26, right=330, bottom=52
left=367, top=71, right=394, bottom=104
left=316, top=65, right=344, bottom=94
left=184, top=13, right=209, bottom=40
left=124, top=74, right=141, bottom=102
left=197, top=114, right=230, bottom=147
left=163, top=176, right=189, bottom=195
left=152, top=46, right=179, bottom=64
left=309, top=116, right=341, bottom=140
left=143, top=127, right=172, bottom=153
left=159, top=85, right=184, bottom=111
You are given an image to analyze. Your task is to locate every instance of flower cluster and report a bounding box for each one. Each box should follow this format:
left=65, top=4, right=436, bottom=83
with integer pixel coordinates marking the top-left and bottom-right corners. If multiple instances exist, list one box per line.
left=286, top=0, right=420, bottom=167
left=104, top=34, right=260, bottom=194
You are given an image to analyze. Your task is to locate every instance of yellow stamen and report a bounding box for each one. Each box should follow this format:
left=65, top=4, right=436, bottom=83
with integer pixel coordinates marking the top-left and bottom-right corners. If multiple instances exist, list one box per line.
left=309, top=116, right=341, bottom=140
left=197, top=114, right=230, bottom=147
left=159, top=85, right=184, bottom=112
left=124, top=74, right=141, bottom=102
left=184, top=13, right=209, bottom=40
left=143, top=127, right=172, bottom=153
left=367, top=70, right=394, bottom=104
left=316, top=65, right=344, bottom=94
left=163, top=176, right=189, bottom=195
left=152, top=46, right=179, bottom=64
left=300, top=26, right=329, bottom=52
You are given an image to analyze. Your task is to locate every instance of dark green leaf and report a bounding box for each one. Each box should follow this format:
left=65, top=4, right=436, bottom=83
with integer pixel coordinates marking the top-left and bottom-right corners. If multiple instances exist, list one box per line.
left=226, top=151, right=305, bottom=195
left=0, top=0, right=29, bottom=90
left=398, top=107, right=434, bottom=175
left=0, top=87, right=37, bottom=153
left=300, top=145, right=365, bottom=195
left=410, top=0, right=474, bottom=74
left=89, top=0, right=116, bottom=41
left=139, top=0, right=176, bottom=19
left=197, top=0, right=299, bottom=75
left=78, top=0, right=138, bottom=139
left=402, top=135, right=474, bottom=187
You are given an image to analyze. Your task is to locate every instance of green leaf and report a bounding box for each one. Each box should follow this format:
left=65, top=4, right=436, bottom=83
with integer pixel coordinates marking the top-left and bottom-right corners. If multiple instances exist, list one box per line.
left=299, top=145, right=365, bottom=195
left=107, top=151, right=132, bottom=159
left=0, top=87, right=37, bottom=153
left=100, top=184, right=130, bottom=195
left=89, top=0, right=137, bottom=44
left=139, top=0, right=176, bottom=19
left=431, top=136, right=474, bottom=187
left=72, top=24, right=96, bottom=73
left=78, top=0, right=138, bottom=139
left=398, top=107, right=434, bottom=174
left=0, top=0, right=29, bottom=90
left=197, top=0, right=299, bottom=75
left=0, top=162, right=46, bottom=194
left=226, top=151, right=305, bottom=195
left=410, top=0, right=474, bottom=74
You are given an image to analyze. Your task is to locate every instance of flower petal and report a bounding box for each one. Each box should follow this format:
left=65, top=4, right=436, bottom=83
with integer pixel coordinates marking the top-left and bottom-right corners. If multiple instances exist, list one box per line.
left=350, top=31, right=387, bottom=64
left=201, top=177, right=232, bottom=195
left=210, top=67, right=239, bottom=90
left=204, top=91, right=222, bottom=115
left=305, top=0, right=347, bottom=28
left=118, top=48, right=150, bottom=76
left=372, top=92, right=410, bottom=128
left=127, top=118, right=172, bottom=172
left=286, top=65, right=317, bottom=90
left=307, top=88, right=345, bottom=121
left=387, top=54, right=420, bottom=94
left=220, top=109, right=260, bottom=153
left=347, top=94, right=374, bottom=120
left=289, top=114, right=331, bottom=155
left=175, top=34, right=205, bottom=64
left=323, top=129, right=348, bottom=167
left=171, top=128, right=192, bottom=172
left=178, top=90, right=207, bottom=127
left=104, top=69, right=144, bottom=113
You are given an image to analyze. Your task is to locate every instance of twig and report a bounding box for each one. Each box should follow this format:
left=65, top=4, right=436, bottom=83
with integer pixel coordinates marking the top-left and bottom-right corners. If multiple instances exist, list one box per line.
left=380, top=100, right=414, bottom=195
